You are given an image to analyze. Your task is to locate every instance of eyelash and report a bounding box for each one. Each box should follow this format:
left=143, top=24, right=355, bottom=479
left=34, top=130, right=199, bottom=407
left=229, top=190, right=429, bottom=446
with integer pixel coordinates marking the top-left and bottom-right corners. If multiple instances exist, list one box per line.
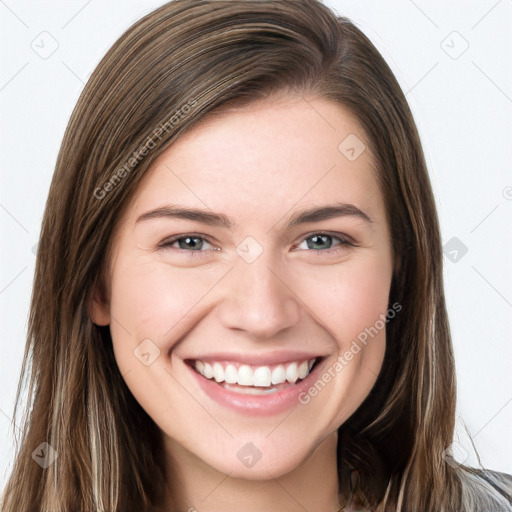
left=158, top=232, right=355, bottom=258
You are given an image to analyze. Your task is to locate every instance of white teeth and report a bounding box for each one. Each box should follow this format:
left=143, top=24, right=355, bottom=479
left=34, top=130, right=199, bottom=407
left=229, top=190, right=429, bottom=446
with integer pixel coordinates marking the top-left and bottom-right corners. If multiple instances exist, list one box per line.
left=285, top=362, right=298, bottom=383
left=224, top=364, right=238, bottom=384
left=203, top=362, right=213, bottom=379
left=298, top=360, right=309, bottom=379
left=271, top=365, right=286, bottom=385
left=253, top=366, right=272, bottom=387
left=237, top=365, right=253, bottom=386
left=213, top=362, right=224, bottom=383
left=223, top=383, right=280, bottom=395
left=193, top=358, right=318, bottom=388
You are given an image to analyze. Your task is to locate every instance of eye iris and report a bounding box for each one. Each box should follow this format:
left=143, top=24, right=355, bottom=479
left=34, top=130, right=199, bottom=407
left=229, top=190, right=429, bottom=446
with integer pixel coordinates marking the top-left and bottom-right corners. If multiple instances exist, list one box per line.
left=179, top=237, right=203, bottom=250
left=307, top=235, right=332, bottom=250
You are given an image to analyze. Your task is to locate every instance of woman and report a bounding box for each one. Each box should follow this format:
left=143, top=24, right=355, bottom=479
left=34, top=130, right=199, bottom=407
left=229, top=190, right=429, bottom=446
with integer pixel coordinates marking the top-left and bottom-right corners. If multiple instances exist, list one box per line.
left=2, top=1, right=511, bottom=511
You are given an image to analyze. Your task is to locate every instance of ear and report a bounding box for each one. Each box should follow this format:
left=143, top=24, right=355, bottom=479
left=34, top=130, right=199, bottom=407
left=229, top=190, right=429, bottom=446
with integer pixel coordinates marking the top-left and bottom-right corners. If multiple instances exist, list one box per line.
left=88, top=278, right=111, bottom=326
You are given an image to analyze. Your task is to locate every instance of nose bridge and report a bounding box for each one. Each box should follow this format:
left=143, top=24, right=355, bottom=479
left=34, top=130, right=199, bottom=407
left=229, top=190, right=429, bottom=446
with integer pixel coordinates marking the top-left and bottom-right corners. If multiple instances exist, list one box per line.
left=217, top=246, right=301, bottom=339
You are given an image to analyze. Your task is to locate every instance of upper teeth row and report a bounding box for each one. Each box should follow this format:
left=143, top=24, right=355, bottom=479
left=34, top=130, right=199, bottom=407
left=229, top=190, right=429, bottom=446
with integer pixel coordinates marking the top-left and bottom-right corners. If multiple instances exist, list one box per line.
left=194, top=359, right=316, bottom=387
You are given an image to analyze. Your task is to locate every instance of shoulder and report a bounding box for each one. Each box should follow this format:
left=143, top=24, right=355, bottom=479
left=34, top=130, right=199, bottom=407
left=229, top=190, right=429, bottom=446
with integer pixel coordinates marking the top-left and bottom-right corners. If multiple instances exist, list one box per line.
left=461, top=467, right=512, bottom=511
left=475, top=468, right=512, bottom=495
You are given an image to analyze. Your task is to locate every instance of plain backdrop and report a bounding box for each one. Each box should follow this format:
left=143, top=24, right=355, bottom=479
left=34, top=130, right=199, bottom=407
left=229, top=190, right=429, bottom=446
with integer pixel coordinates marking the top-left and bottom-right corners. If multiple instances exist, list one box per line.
left=1, top=0, right=511, bottom=492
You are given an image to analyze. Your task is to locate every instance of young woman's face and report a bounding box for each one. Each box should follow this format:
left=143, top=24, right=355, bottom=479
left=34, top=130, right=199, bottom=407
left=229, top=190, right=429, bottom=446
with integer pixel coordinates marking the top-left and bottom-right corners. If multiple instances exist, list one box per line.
left=92, top=96, right=394, bottom=480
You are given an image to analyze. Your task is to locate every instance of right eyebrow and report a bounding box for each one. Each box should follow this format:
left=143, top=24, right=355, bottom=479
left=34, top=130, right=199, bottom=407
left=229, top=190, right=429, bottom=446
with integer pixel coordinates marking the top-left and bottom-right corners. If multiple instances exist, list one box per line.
left=136, top=205, right=235, bottom=229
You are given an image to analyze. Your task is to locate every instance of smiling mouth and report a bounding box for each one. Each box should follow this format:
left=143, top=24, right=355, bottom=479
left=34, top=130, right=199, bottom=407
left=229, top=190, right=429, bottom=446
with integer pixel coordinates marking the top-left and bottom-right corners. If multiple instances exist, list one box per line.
left=188, top=357, right=322, bottom=395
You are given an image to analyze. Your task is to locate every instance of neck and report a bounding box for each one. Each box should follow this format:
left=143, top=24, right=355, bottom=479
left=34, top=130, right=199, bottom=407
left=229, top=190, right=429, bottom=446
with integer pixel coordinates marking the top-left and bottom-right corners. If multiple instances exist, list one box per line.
left=162, top=431, right=341, bottom=512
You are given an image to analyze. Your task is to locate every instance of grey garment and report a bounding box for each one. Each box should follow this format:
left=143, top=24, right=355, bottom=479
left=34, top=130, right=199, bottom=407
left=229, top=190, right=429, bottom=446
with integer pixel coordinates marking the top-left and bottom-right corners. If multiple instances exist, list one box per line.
left=470, top=468, right=512, bottom=511
left=479, top=469, right=512, bottom=494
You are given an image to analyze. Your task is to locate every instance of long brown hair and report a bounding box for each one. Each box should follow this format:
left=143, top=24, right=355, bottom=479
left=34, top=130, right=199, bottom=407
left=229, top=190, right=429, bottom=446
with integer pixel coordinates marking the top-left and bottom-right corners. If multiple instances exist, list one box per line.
left=2, top=1, right=510, bottom=510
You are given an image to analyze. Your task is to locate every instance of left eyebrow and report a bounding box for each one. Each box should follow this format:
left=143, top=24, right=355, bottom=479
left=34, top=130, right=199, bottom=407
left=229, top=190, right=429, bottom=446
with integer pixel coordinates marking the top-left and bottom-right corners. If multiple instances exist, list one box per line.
left=286, top=202, right=373, bottom=227
left=135, top=202, right=373, bottom=230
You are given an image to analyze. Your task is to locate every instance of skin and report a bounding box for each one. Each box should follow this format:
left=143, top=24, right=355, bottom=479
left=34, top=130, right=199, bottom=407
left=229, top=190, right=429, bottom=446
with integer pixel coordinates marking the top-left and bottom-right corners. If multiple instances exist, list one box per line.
left=91, top=95, right=394, bottom=512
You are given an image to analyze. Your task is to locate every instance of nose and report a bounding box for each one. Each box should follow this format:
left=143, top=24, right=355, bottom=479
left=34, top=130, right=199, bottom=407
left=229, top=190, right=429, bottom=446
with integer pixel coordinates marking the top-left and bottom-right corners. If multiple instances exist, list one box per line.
left=217, top=253, right=301, bottom=339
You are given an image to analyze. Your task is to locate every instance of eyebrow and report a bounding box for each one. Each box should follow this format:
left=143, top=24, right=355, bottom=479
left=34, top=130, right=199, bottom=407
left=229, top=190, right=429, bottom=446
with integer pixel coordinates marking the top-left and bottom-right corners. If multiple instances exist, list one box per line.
left=135, top=202, right=373, bottom=230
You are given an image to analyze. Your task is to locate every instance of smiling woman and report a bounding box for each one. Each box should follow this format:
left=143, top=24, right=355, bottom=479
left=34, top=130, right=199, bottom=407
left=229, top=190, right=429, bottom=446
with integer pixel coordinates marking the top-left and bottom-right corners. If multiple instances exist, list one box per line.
left=89, top=99, right=395, bottom=500
left=1, top=1, right=511, bottom=512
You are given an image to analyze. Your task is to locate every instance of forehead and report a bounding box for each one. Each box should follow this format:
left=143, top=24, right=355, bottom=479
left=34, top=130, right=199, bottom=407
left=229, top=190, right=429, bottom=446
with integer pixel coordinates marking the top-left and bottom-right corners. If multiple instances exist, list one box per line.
left=127, top=96, right=384, bottom=230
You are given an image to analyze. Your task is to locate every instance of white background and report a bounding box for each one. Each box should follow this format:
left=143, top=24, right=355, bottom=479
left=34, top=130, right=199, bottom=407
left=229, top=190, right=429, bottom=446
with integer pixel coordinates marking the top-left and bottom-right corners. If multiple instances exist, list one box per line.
left=1, top=0, right=511, bottom=492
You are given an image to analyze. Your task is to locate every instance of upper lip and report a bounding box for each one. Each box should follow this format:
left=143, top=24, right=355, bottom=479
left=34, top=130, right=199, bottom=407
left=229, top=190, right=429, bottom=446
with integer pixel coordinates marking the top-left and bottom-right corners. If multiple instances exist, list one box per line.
left=184, top=350, right=326, bottom=366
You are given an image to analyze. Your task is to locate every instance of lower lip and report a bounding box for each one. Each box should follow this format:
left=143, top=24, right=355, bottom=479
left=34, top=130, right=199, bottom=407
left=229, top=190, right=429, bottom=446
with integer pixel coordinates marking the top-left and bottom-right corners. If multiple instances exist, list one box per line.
left=186, top=359, right=326, bottom=416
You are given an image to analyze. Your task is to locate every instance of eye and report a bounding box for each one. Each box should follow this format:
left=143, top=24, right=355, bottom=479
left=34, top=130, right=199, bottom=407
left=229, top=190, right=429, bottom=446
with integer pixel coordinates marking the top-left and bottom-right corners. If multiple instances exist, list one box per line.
left=158, top=234, right=219, bottom=256
left=158, top=232, right=354, bottom=258
left=295, top=232, right=354, bottom=254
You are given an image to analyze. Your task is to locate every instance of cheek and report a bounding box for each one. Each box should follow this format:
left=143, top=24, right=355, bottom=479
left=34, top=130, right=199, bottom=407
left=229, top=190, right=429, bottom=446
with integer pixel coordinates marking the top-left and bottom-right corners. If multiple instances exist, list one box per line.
left=291, top=255, right=391, bottom=419
left=105, top=258, right=223, bottom=428
left=108, top=259, right=219, bottom=349
left=297, top=253, right=393, bottom=347
left=336, top=260, right=391, bottom=377
left=339, top=264, right=391, bottom=343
